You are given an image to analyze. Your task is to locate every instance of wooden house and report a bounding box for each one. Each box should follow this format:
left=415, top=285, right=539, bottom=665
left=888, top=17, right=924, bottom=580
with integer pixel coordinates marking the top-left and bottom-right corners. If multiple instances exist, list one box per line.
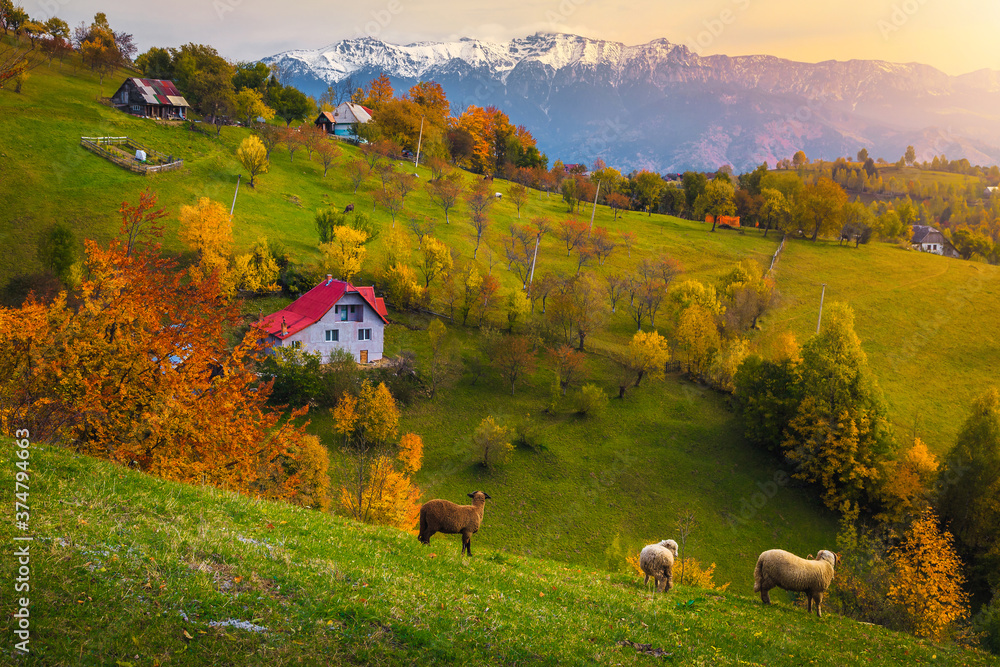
left=314, top=102, right=373, bottom=138
left=256, top=276, right=388, bottom=364
left=111, top=78, right=190, bottom=120
left=911, top=225, right=959, bottom=257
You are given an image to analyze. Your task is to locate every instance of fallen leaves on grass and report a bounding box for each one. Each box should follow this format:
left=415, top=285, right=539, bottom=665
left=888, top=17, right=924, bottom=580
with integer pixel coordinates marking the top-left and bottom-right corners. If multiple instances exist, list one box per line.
left=618, top=640, right=672, bottom=658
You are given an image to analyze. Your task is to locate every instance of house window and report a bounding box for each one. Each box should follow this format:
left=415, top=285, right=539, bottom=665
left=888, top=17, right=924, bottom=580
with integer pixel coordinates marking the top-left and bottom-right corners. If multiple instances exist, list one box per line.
left=325, top=329, right=339, bottom=342
left=337, top=305, right=348, bottom=321
left=358, top=328, right=372, bottom=341
left=290, top=341, right=302, bottom=349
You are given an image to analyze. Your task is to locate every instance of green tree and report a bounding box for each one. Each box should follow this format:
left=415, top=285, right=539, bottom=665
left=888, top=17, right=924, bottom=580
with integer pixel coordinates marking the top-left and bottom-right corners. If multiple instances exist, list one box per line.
left=904, top=145, right=916, bottom=166
left=733, top=355, right=803, bottom=453
left=781, top=303, right=895, bottom=517
left=37, top=222, right=76, bottom=285
left=694, top=179, right=737, bottom=230
left=315, top=209, right=347, bottom=245
left=633, top=170, right=665, bottom=216
left=473, top=416, right=512, bottom=469
left=938, top=388, right=1000, bottom=599
left=759, top=187, right=790, bottom=238
left=270, top=82, right=313, bottom=126
left=798, top=177, right=848, bottom=241
left=681, top=171, right=708, bottom=214
left=135, top=46, right=172, bottom=79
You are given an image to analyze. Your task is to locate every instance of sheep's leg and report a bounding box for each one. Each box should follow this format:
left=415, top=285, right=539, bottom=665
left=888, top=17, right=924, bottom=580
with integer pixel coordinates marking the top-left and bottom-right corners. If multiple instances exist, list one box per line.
left=814, top=593, right=823, bottom=618
left=760, top=588, right=771, bottom=605
left=644, top=574, right=650, bottom=586
left=657, top=577, right=668, bottom=593
left=461, top=532, right=472, bottom=557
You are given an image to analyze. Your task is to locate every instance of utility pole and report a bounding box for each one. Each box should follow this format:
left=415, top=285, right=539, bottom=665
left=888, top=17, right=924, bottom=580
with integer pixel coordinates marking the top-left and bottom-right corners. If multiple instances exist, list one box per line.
left=816, top=283, right=826, bottom=333
left=230, top=174, right=241, bottom=217
left=414, top=116, right=424, bottom=170
left=588, top=180, right=602, bottom=235
left=527, top=232, right=541, bottom=289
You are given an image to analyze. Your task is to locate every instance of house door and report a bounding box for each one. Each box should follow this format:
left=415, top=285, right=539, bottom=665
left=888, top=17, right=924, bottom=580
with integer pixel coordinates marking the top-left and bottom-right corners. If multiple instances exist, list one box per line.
left=359, top=350, right=368, bottom=364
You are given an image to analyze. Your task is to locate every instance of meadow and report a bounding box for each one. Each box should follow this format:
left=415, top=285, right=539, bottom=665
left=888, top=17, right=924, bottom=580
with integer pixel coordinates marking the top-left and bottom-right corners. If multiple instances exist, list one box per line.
left=1, top=442, right=994, bottom=666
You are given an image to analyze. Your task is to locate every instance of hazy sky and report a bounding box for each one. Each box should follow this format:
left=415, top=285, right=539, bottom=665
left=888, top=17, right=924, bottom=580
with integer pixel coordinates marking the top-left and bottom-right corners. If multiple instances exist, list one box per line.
left=45, top=0, right=1000, bottom=75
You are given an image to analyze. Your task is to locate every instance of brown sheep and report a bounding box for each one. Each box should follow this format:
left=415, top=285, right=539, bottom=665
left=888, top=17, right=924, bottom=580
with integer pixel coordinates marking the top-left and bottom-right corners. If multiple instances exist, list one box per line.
left=418, top=491, right=491, bottom=557
left=753, top=549, right=839, bottom=617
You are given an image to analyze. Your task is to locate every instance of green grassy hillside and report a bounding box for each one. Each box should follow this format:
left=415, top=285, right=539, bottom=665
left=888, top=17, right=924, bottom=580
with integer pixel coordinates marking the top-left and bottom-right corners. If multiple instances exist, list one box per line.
left=768, top=240, right=1000, bottom=452
left=2, top=442, right=995, bottom=666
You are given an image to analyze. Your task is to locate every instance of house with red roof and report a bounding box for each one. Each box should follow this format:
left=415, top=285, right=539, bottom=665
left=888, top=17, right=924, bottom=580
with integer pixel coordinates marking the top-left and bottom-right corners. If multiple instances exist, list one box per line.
left=256, top=276, right=389, bottom=364
left=112, top=78, right=190, bottom=120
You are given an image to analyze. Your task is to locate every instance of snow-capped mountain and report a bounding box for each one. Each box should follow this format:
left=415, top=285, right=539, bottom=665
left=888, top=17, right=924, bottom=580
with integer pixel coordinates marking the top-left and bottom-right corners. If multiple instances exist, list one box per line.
left=263, top=33, right=1000, bottom=172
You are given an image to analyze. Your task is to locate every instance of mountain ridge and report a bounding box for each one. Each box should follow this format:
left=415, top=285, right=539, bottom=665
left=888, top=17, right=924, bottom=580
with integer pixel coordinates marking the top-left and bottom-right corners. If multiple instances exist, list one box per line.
left=263, top=32, right=1000, bottom=172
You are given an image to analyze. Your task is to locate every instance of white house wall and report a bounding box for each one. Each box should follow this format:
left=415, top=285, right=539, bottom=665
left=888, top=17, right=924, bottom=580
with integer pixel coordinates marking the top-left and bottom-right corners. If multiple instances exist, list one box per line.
left=277, top=293, right=384, bottom=363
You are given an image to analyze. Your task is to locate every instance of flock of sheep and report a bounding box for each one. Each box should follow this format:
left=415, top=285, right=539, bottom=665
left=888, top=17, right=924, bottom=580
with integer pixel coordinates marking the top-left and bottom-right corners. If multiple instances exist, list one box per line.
left=417, top=491, right=839, bottom=617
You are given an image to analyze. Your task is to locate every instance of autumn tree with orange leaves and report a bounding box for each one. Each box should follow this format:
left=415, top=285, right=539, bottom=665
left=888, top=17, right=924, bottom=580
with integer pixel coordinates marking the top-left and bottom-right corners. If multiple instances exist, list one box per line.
left=0, top=190, right=326, bottom=507
left=887, top=509, right=970, bottom=641
left=333, top=379, right=423, bottom=531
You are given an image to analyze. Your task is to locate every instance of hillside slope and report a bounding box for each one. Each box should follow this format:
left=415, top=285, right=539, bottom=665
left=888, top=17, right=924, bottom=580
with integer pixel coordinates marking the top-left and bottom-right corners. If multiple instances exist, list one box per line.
left=2, top=442, right=995, bottom=666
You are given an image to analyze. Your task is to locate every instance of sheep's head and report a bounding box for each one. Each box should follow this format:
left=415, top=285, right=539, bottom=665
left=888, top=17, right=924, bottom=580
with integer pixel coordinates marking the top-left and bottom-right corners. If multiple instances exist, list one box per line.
left=661, top=539, right=679, bottom=556
left=468, top=491, right=492, bottom=502
left=816, top=550, right=837, bottom=569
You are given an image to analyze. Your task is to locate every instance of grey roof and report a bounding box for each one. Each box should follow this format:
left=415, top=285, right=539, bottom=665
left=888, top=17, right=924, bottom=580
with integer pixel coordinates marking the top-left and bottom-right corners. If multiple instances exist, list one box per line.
left=911, top=225, right=942, bottom=244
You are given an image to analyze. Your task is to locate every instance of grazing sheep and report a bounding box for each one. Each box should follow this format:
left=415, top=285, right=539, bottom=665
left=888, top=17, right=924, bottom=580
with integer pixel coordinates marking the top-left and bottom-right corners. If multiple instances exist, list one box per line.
left=753, top=549, right=839, bottom=617
left=639, top=539, right=679, bottom=593
left=343, top=203, right=354, bottom=213
left=418, top=491, right=491, bottom=557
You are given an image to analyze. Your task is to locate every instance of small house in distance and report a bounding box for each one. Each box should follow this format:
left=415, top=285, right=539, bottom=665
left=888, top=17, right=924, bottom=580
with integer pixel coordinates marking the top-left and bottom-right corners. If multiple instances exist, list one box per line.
left=256, top=276, right=388, bottom=364
left=911, top=225, right=959, bottom=257
left=111, top=78, right=190, bottom=120
left=314, top=102, right=373, bottom=139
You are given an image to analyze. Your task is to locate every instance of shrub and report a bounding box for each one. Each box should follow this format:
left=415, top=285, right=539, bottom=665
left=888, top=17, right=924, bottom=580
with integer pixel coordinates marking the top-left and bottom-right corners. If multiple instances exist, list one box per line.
left=576, top=383, right=608, bottom=417
left=473, top=416, right=513, bottom=470
left=625, top=553, right=729, bottom=591
left=513, top=418, right=544, bottom=452
left=974, top=593, right=1000, bottom=655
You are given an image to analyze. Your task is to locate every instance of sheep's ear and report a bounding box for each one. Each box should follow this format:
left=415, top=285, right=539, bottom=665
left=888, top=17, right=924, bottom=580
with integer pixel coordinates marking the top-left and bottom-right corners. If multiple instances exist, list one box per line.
left=484, top=492, right=492, bottom=500
left=467, top=493, right=476, bottom=499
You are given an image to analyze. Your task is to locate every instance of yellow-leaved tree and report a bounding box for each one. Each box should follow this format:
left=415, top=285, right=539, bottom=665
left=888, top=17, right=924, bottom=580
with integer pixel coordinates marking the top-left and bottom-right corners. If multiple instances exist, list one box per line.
left=876, top=438, right=938, bottom=525
left=334, top=380, right=423, bottom=530
left=234, top=88, right=275, bottom=127
left=675, top=304, right=721, bottom=376
left=237, top=134, right=269, bottom=188
left=320, top=226, right=367, bottom=283
left=234, top=237, right=280, bottom=293
left=419, top=236, right=453, bottom=289
left=179, top=197, right=233, bottom=290
left=887, top=509, right=970, bottom=641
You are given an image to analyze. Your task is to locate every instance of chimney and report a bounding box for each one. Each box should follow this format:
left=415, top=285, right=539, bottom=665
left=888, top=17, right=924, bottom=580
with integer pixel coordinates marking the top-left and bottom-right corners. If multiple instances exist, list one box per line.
left=280, top=316, right=288, bottom=337
left=326, top=274, right=333, bottom=286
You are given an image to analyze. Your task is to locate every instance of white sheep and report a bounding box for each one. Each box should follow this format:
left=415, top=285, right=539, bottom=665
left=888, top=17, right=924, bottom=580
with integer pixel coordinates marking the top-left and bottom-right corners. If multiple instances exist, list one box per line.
left=639, top=539, right=679, bottom=593
left=753, top=549, right=839, bottom=617
left=417, top=491, right=491, bottom=557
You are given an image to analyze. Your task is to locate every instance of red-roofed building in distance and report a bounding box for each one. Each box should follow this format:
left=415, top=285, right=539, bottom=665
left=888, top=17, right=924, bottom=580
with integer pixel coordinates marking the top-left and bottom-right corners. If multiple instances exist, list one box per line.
left=111, top=78, right=190, bottom=120
left=256, top=276, right=389, bottom=364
